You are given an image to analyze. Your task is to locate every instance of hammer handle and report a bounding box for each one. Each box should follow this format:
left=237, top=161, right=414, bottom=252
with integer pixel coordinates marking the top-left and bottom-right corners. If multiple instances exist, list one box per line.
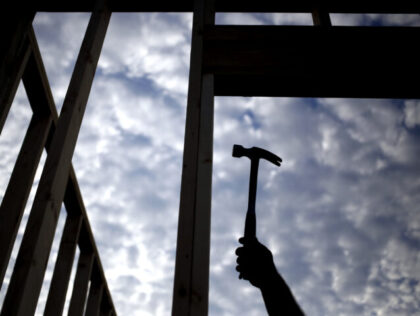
left=245, top=159, right=259, bottom=239
left=244, top=210, right=256, bottom=239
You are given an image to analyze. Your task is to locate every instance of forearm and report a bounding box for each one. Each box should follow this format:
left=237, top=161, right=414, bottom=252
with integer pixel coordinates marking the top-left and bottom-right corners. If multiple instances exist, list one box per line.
left=260, top=274, right=304, bottom=316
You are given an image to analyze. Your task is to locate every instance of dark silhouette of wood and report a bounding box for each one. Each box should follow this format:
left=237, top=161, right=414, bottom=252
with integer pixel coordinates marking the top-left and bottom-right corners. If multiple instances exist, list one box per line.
left=0, top=9, right=34, bottom=134
left=68, top=252, right=95, bottom=316
left=85, top=268, right=105, bottom=316
left=30, top=26, right=115, bottom=314
left=0, top=24, right=115, bottom=314
left=0, top=26, right=55, bottom=289
left=1, top=21, right=115, bottom=315
left=0, top=114, right=52, bottom=288
left=312, top=5, right=332, bottom=26
left=204, top=26, right=420, bottom=98
left=0, top=3, right=110, bottom=314
left=29, top=0, right=420, bottom=13
left=172, top=0, right=215, bottom=314
left=44, top=214, right=83, bottom=316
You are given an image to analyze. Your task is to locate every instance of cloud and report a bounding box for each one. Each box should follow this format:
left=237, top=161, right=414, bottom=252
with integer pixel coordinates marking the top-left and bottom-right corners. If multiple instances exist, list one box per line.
left=331, top=13, right=420, bottom=26
left=98, top=13, right=192, bottom=96
left=216, top=13, right=313, bottom=26
left=404, top=100, right=420, bottom=128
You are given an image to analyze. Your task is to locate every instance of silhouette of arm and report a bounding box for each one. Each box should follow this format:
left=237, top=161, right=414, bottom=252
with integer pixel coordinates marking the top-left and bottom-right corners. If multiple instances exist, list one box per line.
left=235, top=237, right=304, bottom=316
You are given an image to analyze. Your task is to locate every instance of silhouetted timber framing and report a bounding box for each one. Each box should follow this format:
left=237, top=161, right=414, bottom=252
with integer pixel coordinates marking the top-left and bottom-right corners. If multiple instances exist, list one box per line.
left=19, top=1, right=420, bottom=13
left=1, top=0, right=419, bottom=315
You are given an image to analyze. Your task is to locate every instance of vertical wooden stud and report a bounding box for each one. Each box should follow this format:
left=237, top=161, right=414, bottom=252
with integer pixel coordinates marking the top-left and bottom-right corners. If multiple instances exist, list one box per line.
left=312, top=6, right=332, bottom=27
left=172, top=0, right=215, bottom=315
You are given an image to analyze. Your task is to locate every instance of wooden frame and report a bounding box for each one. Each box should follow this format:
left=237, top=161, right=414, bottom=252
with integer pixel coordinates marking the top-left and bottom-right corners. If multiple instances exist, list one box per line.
left=0, top=1, right=419, bottom=315
left=0, top=1, right=115, bottom=316
left=24, top=1, right=420, bottom=13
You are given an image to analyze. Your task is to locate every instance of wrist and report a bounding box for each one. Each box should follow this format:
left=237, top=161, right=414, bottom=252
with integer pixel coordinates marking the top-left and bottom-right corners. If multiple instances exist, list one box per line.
left=259, top=270, right=284, bottom=291
left=260, top=274, right=303, bottom=314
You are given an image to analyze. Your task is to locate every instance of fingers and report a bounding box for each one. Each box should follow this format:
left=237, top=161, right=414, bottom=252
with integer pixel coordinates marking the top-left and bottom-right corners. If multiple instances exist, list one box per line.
left=236, top=237, right=261, bottom=281
left=235, top=246, right=245, bottom=256
left=236, top=251, right=251, bottom=280
left=238, top=236, right=258, bottom=246
left=236, top=265, right=247, bottom=280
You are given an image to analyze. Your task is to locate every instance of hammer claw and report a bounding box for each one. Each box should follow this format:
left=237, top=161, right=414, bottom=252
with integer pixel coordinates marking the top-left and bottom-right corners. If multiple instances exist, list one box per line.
left=232, top=144, right=282, bottom=167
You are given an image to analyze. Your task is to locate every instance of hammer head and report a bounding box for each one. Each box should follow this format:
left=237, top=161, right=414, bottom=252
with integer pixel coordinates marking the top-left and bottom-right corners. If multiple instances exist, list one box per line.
left=232, top=144, right=282, bottom=166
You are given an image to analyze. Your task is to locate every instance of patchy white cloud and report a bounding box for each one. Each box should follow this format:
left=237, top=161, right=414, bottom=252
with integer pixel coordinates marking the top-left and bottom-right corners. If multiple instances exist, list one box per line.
left=98, top=13, right=192, bottom=97
left=404, top=100, right=420, bottom=128
left=216, top=13, right=313, bottom=25
left=331, top=14, right=420, bottom=26
left=32, top=13, right=91, bottom=110
left=1, top=11, right=420, bottom=316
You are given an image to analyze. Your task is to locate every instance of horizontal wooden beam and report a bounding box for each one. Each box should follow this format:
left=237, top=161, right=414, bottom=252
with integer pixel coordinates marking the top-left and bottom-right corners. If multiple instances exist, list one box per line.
left=203, top=26, right=420, bottom=98
left=33, top=0, right=420, bottom=13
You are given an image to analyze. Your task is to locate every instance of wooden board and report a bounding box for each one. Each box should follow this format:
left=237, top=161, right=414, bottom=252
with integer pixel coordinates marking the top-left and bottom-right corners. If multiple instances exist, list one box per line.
left=203, top=26, right=420, bottom=98
left=33, top=0, right=420, bottom=13
left=68, top=252, right=95, bottom=316
left=172, top=0, right=215, bottom=315
left=0, top=113, right=52, bottom=288
left=0, top=4, right=111, bottom=315
left=0, top=10, right=33, bottom=134
left=85, top=268, right=105, bottom=316
left=44, top=214, right=83, bottom=316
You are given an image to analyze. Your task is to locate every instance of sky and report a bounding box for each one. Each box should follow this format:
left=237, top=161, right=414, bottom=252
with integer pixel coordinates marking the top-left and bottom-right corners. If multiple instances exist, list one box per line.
left=1, top=11, right=420, bottom=316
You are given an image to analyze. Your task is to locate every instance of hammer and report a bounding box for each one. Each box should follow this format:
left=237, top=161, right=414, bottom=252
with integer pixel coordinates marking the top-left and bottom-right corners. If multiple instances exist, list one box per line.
left=232, top=144, right=282, bottom=239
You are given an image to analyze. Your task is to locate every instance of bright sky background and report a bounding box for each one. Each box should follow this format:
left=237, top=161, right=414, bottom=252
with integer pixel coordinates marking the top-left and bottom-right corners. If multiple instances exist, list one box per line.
left=1, top=11, right=420, bottom=316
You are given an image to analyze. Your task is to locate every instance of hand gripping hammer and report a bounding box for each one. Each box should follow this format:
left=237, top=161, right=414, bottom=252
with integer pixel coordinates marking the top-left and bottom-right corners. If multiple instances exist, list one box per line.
left=232, top=145, right=282, bottom=239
